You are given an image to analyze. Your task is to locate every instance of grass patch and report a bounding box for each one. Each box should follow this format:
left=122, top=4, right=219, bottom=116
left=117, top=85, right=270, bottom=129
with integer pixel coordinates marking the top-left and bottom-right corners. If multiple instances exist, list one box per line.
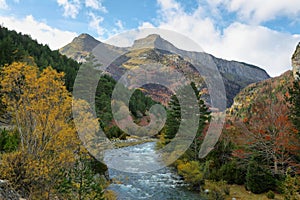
left=203, top=180, right=284, bottom=200
left=226, top=184, right=283, bottom=200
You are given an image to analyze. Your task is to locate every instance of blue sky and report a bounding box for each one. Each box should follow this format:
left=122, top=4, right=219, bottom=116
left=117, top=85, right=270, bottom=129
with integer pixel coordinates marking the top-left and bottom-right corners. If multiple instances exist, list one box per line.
left=0, top=0, right=300, bottom=77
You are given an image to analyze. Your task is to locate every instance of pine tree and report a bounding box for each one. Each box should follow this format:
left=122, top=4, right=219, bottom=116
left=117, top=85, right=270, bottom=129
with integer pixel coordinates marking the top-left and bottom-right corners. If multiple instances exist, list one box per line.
left=164, top=82, right=211, bottom=153
left=164, top=95, right=181, bottom=142
left=189, top=82, right=211, bottom=160
left=59, top=149, right=106, bottom=200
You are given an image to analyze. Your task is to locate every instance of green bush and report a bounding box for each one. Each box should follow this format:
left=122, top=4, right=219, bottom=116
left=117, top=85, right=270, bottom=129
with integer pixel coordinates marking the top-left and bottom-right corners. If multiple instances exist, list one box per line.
left=266, top=190, right=275, bottom=199
left=245, top=160, right=276, bottom=194
left=208, top=189, right=225, bottom=200
left=0, top=129, right=19, bottom=152
left=220, top=160, right=246, bottom=185
left=106, top=126, right=126, bottom=139
left=282, top=168, right=299, bottom=200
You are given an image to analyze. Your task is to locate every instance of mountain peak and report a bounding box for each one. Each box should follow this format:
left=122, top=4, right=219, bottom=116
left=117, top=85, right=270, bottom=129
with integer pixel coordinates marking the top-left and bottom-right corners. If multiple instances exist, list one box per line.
left=78, top=33, right=91, bottom=37
left=131, top=34, right=178, bottom=52
left=144, top=34, right=162, bottom=40
left=59, top=33, right=100, bottom=62
left=72, top=33, right=100, bottom=46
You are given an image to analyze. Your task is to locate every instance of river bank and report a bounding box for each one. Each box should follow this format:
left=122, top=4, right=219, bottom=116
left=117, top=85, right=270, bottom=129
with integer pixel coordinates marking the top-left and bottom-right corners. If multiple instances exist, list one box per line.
left=111, top=136, right=157, bottom=148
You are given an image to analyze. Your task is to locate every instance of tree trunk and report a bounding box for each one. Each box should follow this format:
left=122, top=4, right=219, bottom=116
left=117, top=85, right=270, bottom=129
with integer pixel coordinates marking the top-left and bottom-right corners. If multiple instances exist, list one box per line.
left=274, top=157, right=278, bottom=174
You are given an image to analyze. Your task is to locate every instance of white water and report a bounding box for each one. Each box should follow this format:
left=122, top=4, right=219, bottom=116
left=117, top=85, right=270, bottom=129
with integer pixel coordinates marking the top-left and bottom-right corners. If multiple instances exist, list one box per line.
left=104, top=142, right=204, bottom=200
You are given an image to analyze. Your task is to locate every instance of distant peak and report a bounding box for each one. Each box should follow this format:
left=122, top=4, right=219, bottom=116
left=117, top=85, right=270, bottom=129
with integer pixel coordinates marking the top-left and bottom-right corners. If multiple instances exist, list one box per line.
left=145, top=34, right=161, bottom=39
left=79, top=33, right=90, bottom=37
left=131, top=34, right=177, bottom=51
left=60, top=33, right=100, bottom=55
left=69, top=33, right=100, bottom=46
left=74, top=33, right=98, bottom=41
left=134, top=34, right=162, bottom=43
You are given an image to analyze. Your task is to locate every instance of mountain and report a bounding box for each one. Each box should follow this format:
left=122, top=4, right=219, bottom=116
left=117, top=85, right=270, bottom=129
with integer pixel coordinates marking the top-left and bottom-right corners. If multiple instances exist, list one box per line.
left=59, top=33, right=126, bottom=63
left=60, top=34, right=270, bottom=107
left=59, top=33, right=100, bottom=63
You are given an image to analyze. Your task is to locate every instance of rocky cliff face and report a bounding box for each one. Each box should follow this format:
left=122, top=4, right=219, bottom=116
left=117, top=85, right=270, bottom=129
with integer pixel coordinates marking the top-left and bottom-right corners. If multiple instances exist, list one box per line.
left=292, top=42, right=300, bottom=79
left=60, top=34, right=270, bottom=107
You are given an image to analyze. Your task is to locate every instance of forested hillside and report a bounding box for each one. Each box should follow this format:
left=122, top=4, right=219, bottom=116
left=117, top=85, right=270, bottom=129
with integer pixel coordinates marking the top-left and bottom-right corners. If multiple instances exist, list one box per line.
left=157, top=55, right=300, bottom=199
left=0, top=26, right=79, bottom=91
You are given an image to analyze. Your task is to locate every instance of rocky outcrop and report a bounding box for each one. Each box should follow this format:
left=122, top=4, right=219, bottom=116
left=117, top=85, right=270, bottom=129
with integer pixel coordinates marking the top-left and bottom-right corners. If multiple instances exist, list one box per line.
left=0, top=180, right=23, bottom=200
left=292, top=42, right=300, bottom=79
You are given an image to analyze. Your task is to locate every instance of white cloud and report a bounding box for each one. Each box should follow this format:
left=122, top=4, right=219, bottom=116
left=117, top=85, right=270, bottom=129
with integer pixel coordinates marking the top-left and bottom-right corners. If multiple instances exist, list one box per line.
left=215, top=0, right=300, bottom=24
left=215, top=23, right=300, bottom=76
left=88, top=12, right=105, bottom=37
left=0, top=0, right=8, bottom=9
left=156, top=0, right=181, bottom=12
left=0, top=15, right=78, bottom=50
left=106, top=19, right=125, bottom=37
left=85, top=0, right=107, bottom=12
left=154, top=1, right=220, bottom=49
left=57, top=0, right=81, bottom=19
left=130, top=0, right=300, bottom=77
left=115, top=20, right=124, bottom=30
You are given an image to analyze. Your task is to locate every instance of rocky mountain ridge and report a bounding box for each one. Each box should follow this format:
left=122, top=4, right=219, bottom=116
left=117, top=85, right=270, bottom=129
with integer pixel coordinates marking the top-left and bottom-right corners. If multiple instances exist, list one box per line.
left=60, top=34, right=270, bottom=107
left=292, top=42, right=300, bottom=78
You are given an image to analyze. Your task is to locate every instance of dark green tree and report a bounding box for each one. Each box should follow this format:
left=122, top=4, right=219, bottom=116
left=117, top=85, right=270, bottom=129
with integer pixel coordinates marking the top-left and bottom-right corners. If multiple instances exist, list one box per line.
left=188, top=82, right=211, bottom=160
left=246, top=158, right=276, bottom=194
left=163, top=82, right=211, bottom=150
left=164, top=95, right=181, bottom=141
left=0, top=26, right=79, bottom=91
left=58, top=150, right=105, bottom=200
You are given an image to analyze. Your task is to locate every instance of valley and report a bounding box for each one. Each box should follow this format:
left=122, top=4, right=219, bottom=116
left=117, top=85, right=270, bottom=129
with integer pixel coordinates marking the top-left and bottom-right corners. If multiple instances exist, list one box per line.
left=0, top=26, right=299, bottom=200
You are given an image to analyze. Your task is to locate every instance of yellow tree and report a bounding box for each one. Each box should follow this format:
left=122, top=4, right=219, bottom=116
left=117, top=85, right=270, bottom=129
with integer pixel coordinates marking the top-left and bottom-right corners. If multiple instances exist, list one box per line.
left=0, top=62, right=79, bottom=199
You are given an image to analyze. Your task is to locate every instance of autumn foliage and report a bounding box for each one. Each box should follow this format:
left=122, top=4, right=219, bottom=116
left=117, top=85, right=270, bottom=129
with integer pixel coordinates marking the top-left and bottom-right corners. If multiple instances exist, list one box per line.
left=0, top=62, right=108, bottom=199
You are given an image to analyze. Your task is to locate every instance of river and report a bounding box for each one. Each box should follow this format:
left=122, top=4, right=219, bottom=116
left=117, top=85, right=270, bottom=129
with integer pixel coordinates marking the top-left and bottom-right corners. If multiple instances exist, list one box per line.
left=104, top=142, right=204, bottom=200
